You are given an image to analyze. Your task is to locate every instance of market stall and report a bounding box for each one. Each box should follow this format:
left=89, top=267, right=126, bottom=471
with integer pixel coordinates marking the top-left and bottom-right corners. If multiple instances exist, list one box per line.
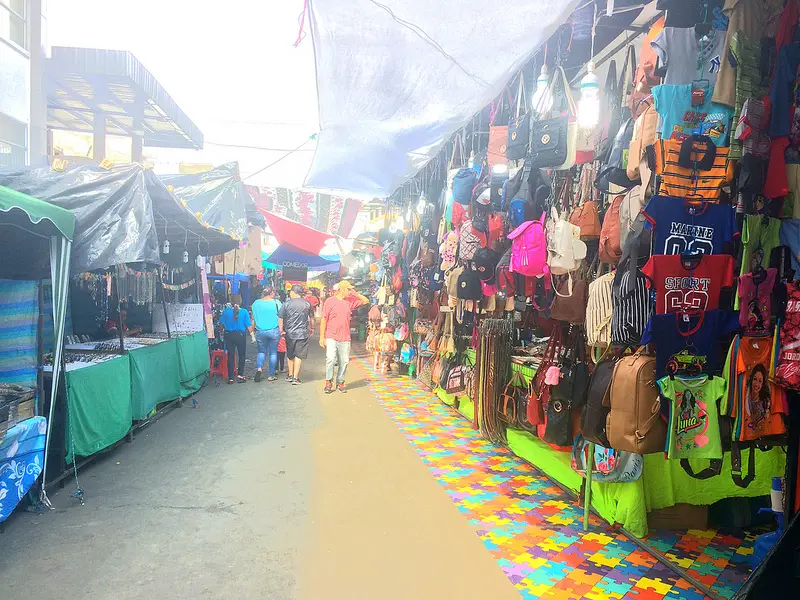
left=353, top=1, right=800, bottom=594
left=0, top=164, right=238, bottom=481
left=0, top=185, right=74, bottom=517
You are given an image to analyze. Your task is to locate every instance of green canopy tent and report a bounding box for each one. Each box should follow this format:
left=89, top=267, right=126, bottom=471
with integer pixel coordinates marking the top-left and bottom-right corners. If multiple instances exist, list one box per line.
left=0, top=185, right=75, bottom=505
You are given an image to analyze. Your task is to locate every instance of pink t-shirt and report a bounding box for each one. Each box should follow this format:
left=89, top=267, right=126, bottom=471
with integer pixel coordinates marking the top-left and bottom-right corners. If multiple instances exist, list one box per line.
left=737, top=268, right=776, bottom=332
left=322, top=296, right=365, bottom=342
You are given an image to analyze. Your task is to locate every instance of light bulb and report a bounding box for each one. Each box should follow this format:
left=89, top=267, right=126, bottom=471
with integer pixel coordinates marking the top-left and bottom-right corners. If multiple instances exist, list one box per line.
left=416, top=192, right=427, bottom=214
left=491, top=163, right=509, bottom=175
left=531, top=64, right=553, bottom=115
left=468, top=151, right=475, bottom=168
left=183, top=250, right=189, bottom=263
left=405, top=206, right=412, bottom=222
left=195, top=254, right=205, bottom=268
left=578, top=61, right=600, bottom=129
left=162, top=240, right=170, bottom=254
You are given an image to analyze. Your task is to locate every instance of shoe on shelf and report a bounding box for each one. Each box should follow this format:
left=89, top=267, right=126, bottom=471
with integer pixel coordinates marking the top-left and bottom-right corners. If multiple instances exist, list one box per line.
left=337, top=382, right=346, bottom=393
left=324, top=380, right=334, bottom=394
left=255, top=370, right=262, bottom=383
left=292, top=379, right=301, bottom=386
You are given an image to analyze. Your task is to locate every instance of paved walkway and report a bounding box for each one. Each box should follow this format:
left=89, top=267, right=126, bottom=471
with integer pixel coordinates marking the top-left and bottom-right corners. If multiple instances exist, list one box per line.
left=0, top=341, right=517, bottom=600
left=0, top=341, right=757, bottom=599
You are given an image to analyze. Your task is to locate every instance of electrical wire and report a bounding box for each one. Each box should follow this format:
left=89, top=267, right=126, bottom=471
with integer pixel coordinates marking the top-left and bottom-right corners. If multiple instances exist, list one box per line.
left=242, top=137, right=315, bottom=182
left=205, top=140, right=316, bottom=152
left=365, top=0, right=491, bottom=88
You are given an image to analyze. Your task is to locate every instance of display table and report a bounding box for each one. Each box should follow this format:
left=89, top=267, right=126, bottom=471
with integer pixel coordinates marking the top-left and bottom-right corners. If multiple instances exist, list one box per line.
left=127, top=338, right=181, bottom=420
left=506, top=428, right=785, bottom=538
left=176, top=331, right=209, bottom=397
left=64, top=355, right=131, bottom=463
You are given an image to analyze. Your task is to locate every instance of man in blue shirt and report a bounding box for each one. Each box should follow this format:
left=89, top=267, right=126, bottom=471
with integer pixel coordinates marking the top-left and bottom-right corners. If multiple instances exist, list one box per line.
left=219, top=302, right=252, bottom=384
left=251, top=286, right=282, bottom=382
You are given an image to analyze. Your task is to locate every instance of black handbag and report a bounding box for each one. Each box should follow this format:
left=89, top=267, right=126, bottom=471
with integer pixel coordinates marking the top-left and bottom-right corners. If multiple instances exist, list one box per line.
left=542, top=395, right=572, bottom=447
left=507, top=74, right=530, bottom=160
left=530, top=116, right=568, bottom=168
left=457, top=269, right=483, bottom=300
left=553, top=328, right=590, bottom=410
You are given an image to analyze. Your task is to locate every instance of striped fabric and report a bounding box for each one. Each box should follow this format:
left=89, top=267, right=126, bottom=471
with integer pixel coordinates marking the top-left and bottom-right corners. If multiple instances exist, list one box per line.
left=655, top=138, right=734, bottom=201
left=586, top=271, right=614, bottom=348
left=0, top=280, right=39, bottom=388
left=611, top=270, right=652, bottom=348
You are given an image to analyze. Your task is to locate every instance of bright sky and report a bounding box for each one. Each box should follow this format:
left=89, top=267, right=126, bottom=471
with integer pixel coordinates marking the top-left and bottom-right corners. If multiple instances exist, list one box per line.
left=49, top=0, right=319, bottom=188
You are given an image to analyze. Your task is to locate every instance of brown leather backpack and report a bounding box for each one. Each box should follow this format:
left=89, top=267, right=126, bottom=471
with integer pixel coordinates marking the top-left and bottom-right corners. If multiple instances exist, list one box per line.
left=599, top=195, right=623, bottom=265
left=605, top=352, right=667, bottom=454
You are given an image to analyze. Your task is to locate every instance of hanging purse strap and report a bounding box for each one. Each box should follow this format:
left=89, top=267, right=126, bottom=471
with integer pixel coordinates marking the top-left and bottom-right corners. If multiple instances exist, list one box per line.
left=635, top=395, right=663, bottom=441
left=514, top=74, right=527, bottom=120
left=680, top=458, right=723, bottom=480
left=731, top=442, right=757, bottom=488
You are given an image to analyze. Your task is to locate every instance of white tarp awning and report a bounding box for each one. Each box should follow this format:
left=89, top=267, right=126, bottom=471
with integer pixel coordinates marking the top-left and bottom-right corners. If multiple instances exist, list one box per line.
left=304, top=0, right=580, bottom=198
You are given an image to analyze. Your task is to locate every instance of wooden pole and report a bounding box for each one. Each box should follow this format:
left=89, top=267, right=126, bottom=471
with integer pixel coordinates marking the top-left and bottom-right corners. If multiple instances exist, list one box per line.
left=157, top=268, right=172, bottom=339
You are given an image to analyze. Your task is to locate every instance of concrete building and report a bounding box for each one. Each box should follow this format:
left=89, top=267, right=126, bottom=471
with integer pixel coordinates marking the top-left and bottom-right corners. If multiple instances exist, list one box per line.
left=0, top=0, right=47, bottom=166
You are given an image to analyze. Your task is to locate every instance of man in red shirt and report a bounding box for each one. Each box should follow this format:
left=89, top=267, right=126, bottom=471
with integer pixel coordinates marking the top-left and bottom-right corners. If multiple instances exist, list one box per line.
left=319, top=280, right=368, bottom=393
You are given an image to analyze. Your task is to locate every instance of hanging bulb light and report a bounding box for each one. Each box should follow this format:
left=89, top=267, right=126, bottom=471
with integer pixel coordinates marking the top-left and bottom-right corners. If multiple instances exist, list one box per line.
left=195, top=255, right=205, bottom=269
left=530, top=64, right=553, bottom=115
left=162, top=240, right=170, bottom=255
left=405, top=205, right=412, bottom=223
left=183, top=250, right=189, bottom=263
left=416, top=191, right=427, bottom=214
left=578, top=61, right=600, bottom=128
left=468, top=150, right=475, bottom=168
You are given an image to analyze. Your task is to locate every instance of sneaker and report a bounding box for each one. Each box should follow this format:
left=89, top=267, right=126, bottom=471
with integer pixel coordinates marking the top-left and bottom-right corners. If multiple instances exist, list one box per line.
left=285, top=375, right=293, bottom=382
left=254, top=370, right=262, bottom=383
left=292, top=378, right=301, bottom=386
left=337, top=382, right=346, bottom=393
left=324, top=380, right=334, bottom=394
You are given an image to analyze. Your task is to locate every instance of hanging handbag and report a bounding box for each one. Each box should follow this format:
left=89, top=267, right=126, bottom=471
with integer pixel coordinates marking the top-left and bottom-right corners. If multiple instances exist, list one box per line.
left=488, top=90, right=511, bottom=167
left=549, top=272, right=588, bottom=324
left=571, top=436, right=643, bottom=483
left=500, top=370, right=529, bottom=428
left=569, top=165, right=601, bottom=239
left=530, top=67, right=575, bottom=169
left=553, top=328, right=590, bottom=410
left=528, top=324, right=564, bottom=423
left=506, top=74, right=530, bottom=160
left=542, top=391, right=573, bottom=448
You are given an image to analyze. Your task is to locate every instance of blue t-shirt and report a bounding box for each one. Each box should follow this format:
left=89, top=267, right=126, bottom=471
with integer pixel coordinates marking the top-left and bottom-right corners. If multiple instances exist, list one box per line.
left=779, top=219, right=800, bottom=276
left=251, top=298, right=281, bottom=331
left=653, top=84, right=734, bottom=145
left=220, top=306, right=251, bottom=332
left=641, top=309, right=740, bottom=379
left=643, top=195, right=738, bottom=256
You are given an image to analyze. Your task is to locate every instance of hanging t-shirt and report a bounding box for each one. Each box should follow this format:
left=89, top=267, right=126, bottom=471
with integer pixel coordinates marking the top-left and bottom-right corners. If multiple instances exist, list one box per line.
left=652, top=84, right=734, bottom=144
left=642, top=309, right=740, bottom=380
left=779, top=219, right=800, bottom=276
left=643, top=196, right=737, bottom=256
left=739, top=215, right=781, bottom=277
left=658, top=375, right=726, bottom=460
left=652, top=26, right=727, bottom=86
left=737, top=268, right=777, bottom=332
left=642, top=254, right=736, bottom=314
left=723, top=334, right=788, bottom=441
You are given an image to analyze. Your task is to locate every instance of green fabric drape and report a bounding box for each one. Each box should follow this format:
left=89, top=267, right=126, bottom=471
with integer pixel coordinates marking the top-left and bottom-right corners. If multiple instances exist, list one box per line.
left=129, top=340, right=181, bottom=419
left=177, top=331, right=209, bottom=397
left=65, top=356, right=132, bottom=464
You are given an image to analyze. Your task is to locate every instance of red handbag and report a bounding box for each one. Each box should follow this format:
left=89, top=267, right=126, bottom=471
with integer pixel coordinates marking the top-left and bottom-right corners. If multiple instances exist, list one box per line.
left=528, top=324, right=564, bottom=428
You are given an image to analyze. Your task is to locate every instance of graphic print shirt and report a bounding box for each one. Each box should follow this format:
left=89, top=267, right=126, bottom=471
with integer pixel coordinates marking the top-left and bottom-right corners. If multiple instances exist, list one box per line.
left=653, top=84, right=734, bottom=144
left=643, top=196, right=737, bottom=256
left=737, top=269, right=777, bottom=332
left=659, top=375, right=725, bottom=460
left=642, top=254, right=735, bottom=314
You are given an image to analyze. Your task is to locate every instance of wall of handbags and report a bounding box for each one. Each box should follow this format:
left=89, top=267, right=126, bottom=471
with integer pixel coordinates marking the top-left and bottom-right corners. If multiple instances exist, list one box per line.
left=371, top=2, right=800, bottom=540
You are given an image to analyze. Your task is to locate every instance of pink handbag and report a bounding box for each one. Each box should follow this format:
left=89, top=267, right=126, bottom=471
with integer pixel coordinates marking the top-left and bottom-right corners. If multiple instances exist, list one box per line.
left=507, top=212, right=548, bottom=278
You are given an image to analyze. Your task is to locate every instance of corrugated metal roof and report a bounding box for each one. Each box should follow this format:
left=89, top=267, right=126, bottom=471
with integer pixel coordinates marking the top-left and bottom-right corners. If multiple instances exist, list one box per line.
left=46, top=46, right=204, bottom=150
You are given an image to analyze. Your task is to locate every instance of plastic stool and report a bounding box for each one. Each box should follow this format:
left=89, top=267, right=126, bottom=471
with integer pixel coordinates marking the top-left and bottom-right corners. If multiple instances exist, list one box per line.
left=210, top=349, right=234, bottom=385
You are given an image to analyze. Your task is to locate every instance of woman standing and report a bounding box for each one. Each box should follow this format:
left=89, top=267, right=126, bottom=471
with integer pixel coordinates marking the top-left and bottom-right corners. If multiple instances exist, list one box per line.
left=220, top=301, right=252, bottom=384
left=252, top=286, right=282, bottom=382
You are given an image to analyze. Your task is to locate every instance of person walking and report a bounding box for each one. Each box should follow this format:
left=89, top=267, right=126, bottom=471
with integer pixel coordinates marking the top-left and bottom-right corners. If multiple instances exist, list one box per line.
left=278, top=284, right=314, bottom=385
left=220, top=302, right=252, bottom=384
left=251, top=286, right=282, bottom=382
left=319, top=281, right=368, bottom=394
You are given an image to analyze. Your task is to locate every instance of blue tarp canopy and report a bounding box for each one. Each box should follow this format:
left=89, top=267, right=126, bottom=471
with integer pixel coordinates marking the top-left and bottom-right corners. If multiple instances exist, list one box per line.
left=264, top=245, right=340, bottom=272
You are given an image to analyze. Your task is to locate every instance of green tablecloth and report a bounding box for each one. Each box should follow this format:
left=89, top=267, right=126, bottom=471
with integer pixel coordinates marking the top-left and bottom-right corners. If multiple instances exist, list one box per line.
left=65, top=356, right=132, bottom=463
left=129, top=339, right=181, bottom=420
left=507, top=428, right=785, bottom=538
left=177, top=331, right=209, bottom=397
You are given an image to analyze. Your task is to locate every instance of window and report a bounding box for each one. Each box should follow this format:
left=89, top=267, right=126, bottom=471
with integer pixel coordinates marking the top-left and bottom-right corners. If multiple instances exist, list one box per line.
left=0, top=0, right=26, bottom=50
left=0, top=112, right=27, bottom=167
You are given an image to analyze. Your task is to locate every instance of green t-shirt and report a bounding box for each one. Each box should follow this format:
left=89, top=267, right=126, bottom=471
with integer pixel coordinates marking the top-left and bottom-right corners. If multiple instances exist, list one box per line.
left=736, top=215, right=782, bottom=310
left=659, top=375, right=725, bottom=460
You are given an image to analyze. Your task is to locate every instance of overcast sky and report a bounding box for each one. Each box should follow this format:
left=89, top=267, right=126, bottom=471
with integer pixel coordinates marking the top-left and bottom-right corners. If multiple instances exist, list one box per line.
left=49, top=0, right=319, bottom=188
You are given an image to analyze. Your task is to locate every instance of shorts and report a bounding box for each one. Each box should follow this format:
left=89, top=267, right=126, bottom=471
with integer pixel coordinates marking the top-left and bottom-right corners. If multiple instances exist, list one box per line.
left=286, top=337, right=309, bottom=360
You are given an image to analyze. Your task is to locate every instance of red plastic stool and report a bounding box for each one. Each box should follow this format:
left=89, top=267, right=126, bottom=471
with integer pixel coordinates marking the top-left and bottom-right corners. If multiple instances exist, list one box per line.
left=210, top=350, right=234, bottom=385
